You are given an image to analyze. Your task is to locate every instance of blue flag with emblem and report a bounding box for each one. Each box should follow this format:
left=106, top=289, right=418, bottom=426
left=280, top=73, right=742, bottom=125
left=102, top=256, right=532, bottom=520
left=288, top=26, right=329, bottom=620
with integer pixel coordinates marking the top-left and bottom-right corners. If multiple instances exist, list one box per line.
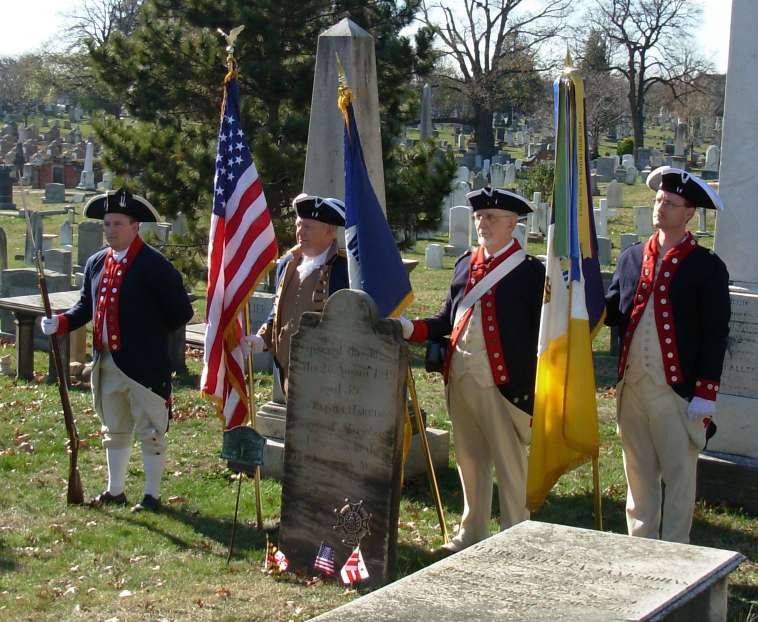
left=337, top=73, right=413, bottom=318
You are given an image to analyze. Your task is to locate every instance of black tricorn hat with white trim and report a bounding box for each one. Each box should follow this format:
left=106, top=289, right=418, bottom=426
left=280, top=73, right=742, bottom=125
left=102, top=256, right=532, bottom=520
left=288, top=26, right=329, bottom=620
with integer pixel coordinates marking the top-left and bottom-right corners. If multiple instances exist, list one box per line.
left=466, top=186, right=532, bottom=216
left=83, top=187, right=160, bottom=222
left=293, top=193, right=346, bottom=226
left=646, top=166, right=724, bottom=211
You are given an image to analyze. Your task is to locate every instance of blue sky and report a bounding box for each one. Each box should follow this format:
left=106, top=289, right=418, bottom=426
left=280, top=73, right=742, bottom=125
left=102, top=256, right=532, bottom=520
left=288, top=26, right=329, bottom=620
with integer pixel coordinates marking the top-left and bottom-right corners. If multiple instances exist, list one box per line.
left=0, top=0, right=733, bottom=73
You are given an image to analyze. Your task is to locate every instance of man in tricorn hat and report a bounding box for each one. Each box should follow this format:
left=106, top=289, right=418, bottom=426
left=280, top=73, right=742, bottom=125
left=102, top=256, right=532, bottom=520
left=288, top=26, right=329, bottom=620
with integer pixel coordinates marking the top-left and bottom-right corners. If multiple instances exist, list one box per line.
left=40, top=186, right=193, bottom=512
left=398, top=187, right=545, bottom=552
left=606, top=166, right=731, bottom=543
left=241, top=193, right=349, bottom=394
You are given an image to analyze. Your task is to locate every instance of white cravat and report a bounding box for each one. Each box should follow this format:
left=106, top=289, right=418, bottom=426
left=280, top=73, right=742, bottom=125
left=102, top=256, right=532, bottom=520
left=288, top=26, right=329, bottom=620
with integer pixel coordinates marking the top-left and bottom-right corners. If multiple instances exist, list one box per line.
left=483, top=238, right=514, bottom=260
left=297, top=247, right=330, bottom=280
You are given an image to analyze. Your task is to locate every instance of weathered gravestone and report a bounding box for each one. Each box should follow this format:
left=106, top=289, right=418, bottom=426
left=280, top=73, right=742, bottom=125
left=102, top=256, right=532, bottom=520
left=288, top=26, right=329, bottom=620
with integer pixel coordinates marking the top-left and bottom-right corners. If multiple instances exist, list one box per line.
left=43, top=249, right=72, bottom=281
left=606, top=179, right=622, bottom=213
left=0, top=166, right=14, bottom=209
left=447, top=205, right=471, bottom=256
left=43, top=183, right=65, bottom=204
left=593, top=206, right=608, bottom=238
left=595, top=156, right=616, bottom=182
left=620, top=233, right=638, bottom=252
left=77, top=140, right=96, bottom=190
left=634, top=205, right=653, bottom=237
left=425, top=243, right=443, bottom=269
left=597, top=236, right=611, bottom=265
left=279, top=289, right=407, bottom=587
left=76, top=220, right=104, bottom=267
left=313, top=521, right=744, bottom=622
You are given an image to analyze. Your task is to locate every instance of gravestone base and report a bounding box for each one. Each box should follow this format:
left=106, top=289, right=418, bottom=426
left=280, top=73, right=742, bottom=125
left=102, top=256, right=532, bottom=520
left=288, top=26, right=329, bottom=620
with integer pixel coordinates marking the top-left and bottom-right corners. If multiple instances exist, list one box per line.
left=697, top=450, right=758, bottom=515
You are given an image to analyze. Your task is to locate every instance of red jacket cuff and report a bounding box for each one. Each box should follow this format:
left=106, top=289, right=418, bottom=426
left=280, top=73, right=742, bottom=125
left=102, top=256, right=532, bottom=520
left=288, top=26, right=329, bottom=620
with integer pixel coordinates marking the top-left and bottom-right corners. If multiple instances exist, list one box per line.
left=408, top=320, right=429, bottom=343
left=694, top=378, right=719, bottom=401
left=56, top=314, right=69, bottom=336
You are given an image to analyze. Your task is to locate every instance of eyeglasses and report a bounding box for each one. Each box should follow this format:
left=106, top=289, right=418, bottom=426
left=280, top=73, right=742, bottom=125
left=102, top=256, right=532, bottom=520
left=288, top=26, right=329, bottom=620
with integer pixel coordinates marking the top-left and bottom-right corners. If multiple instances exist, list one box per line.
left=473, top=213, right=516, bottom=224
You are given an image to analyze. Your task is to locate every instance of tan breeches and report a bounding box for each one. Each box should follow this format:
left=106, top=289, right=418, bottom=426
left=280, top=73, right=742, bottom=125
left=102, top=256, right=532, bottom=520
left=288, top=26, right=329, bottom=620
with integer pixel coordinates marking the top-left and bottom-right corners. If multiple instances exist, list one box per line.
left=617, top=379, right=704, bottom=544
left=91, top=352, right=169, bottom=455
left=445, top=374, right=531, bottom=545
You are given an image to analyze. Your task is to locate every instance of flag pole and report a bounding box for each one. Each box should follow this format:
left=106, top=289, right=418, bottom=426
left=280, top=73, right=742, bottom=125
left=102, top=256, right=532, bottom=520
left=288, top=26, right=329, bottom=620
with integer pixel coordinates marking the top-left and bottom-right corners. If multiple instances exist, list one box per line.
left=244, top=307, right=264, bottom=531
left=406, top=368, right=449, bottom=544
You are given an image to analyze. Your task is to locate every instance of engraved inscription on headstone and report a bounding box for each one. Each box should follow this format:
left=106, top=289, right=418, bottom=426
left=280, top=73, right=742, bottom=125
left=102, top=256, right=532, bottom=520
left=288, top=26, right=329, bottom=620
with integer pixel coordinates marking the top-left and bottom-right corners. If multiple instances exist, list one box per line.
left=279, top=289, right=407, bottom=587
left=719, top=291, right=758, bottom=399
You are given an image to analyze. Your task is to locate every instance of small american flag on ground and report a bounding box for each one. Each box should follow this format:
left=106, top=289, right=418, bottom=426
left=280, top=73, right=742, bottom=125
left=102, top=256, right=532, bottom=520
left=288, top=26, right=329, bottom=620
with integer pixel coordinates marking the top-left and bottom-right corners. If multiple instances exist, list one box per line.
left=201, top=69, right=277, bottom=429
left=339, top=546, right=369, bottom=585
left=313, top=542, right=336, bottom=577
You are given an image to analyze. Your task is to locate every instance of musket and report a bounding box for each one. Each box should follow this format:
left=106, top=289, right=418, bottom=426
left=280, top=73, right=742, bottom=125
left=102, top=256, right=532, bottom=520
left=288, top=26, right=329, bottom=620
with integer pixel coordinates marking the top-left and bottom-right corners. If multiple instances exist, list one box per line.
left=23, top=200, right=84, bottom=505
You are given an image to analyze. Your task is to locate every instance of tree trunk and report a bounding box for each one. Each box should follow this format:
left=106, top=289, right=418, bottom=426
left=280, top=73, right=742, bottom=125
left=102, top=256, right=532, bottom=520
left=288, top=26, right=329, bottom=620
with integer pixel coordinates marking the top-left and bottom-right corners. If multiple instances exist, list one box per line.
left=631, top=94, right=645, bottom=152
left=473, top=103, right=496, bottom=158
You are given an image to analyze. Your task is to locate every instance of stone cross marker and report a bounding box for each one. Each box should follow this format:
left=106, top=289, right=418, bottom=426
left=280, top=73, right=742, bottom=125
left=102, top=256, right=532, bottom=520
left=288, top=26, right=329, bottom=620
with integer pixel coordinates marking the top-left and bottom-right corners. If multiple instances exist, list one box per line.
left=279, top=289, right=407, bottom=587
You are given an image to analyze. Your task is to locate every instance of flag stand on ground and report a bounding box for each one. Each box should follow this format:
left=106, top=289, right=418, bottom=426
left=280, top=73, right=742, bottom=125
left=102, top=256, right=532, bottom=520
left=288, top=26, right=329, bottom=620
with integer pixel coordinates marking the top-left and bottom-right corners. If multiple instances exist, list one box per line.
left=526, top=54, right=606, bottom=529
left=336, top=57, right=448, bottom=543
left=201, top=28, right=277, bottom=559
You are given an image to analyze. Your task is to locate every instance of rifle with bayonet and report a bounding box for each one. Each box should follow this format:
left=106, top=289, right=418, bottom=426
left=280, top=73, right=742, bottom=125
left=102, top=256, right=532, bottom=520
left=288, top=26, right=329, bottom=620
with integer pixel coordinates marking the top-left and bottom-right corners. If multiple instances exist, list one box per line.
left=23, top=201, right=84, bottom=505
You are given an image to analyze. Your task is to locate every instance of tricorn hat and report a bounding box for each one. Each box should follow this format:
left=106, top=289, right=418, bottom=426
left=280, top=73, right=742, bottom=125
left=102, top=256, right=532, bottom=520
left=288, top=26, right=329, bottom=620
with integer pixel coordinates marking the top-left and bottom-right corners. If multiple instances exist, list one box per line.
left=646, top=166, right=723, bottom=210
left=466, top=186, right=532, bottom=216
left=293, top=193, right=346, bottom=226
left=83, top=186, right=160, bottom=222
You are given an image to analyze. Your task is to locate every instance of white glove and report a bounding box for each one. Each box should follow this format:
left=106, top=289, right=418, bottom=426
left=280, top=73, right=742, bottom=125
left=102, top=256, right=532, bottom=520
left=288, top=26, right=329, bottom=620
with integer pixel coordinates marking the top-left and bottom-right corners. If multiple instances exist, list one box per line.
left=239, top=334, right=266, bottom=357
left=397, top=316, right=414, bottom=340
left=687, top=396, right=716, bottom=420
left=40, top=315, right=59, bottom=336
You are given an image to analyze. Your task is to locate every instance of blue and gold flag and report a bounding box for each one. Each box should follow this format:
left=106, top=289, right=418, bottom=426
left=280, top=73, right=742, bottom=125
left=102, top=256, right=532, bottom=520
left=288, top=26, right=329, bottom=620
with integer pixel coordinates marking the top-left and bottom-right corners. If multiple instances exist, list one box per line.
left=337, top=76, right=413, bottom=318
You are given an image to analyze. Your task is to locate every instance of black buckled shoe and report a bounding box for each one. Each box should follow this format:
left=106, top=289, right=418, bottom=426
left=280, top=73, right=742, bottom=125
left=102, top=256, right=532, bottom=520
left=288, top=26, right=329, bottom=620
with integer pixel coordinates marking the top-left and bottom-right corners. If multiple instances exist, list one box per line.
left=131, top=494, right=161, bottom=513
left=89, top=491, right=128, bottom=507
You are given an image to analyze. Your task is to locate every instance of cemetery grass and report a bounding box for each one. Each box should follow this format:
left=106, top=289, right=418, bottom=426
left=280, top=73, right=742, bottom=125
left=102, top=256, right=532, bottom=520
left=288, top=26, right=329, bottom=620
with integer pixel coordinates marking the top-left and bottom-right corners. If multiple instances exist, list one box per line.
left=1, top=233, right=754, bottom=622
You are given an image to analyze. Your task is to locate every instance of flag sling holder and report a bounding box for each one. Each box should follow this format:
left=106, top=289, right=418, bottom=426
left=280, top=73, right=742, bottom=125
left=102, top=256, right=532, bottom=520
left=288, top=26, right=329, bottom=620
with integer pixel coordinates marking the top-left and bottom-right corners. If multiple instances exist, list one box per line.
left=407, top=368, right=449, bottom=544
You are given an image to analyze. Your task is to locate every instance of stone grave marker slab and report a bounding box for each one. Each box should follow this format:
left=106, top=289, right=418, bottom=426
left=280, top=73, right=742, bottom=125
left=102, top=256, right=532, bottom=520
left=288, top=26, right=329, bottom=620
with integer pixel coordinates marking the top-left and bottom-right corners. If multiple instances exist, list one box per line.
left=634, top=205, right=653, bottom=237
left=448, top=205, right=471, bottom=256
left=425, top=243, right=443, bottom=269
left=43, top=183, right=65, bottom=203
left=77, top=221, right=104, bottom=267
left=279, top=289, right=407, bottom=587
left=313, top=521, right=743, bottom=621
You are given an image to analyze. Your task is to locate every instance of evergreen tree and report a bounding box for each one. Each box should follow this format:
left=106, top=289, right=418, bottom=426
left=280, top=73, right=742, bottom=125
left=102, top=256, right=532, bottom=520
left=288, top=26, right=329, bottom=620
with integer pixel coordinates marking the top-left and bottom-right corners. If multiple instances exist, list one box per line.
left=88, top=0, right=451, bottom=252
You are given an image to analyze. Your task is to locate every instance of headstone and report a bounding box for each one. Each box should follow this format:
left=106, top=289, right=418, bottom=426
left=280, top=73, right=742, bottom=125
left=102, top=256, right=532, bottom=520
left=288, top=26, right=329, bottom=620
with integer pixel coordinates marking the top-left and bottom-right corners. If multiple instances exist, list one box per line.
left=635, top=147, right=652, bottom=170
left=312, top=521, right=744, bottom=622
left=624, top=166, right=638, bottom=185
left=606, top=179, right=622, bottom=211
left=705, top=0, right=758, bottom=475
left=43, top=248, right=72, bottom=279
left=0, top=166, right=14, bottom=209
left=279, top=290, right=407, bottom=587
left=77, top=140, right=96, bottom=190
left=303, top=19, right=386, bottom=212
left=621, top=154, right=635, bottom=169
left=595, top=156, right=616, bottom=182
left=702, top=145, right=720, bottom=180
left=456, top=133, right=465, bottom=150
left=674, top=121, right=688, bottom=156
left=247, top=292, right=274, bottom=373
left=77, top=221, right=104, bottom=266
left=98, top=170, right=114, bottom=191
left=59, top=219, right=73, bottom=246
left=455, top=166, right=470, bottom=184
left=170, top=212, right=189, bottom=237
left=634, top=206, right=653, bottom=237
left=489, top=163, right=505, bottom=188
left=694, top=208, right=710, bottom=238
left=471, top=172, right=486, bottom=190
left=590, top=171, right=600, bottom=196
left=593, top=207, right=608, bottom=238
left=448, top=206, right=472, bottom=255
left=425, top=243, right=444, bottom=269
left=503, top=163, right=516, bottom=187
left=43, top=183, right=65, bottom=204
left=620, top=233, right=638, bottom=252
left=419, top=83, right=433, bottom=140
left=597, top=236, right=611, bottom=265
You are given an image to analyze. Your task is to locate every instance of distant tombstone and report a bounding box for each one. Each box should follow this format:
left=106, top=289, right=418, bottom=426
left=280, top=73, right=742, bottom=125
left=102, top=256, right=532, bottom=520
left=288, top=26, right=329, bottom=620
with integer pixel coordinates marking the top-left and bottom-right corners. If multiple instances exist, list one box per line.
left=503, top=163, right=516, bottom=187
left=624, top=166, right=638, bottom=185
left=471, top=171, right=486, bottom=190
left=247, top=292, right=274, bottom=372
left=77, top=221, right=104, bottom=266
left=0, top=227, right=7, bottom=271
left=695, top=208, right=709, bottom=237
left=513, top=222, right=527, bottom=249
left=634, top=206, right=653, bottom=237
left=674, top=122, right=688, bottom=156
left=77, top=140, right=96, bottom=190
left=593, top=207, right=608, bottom=238
left=635, top=147, right=652, bottom=170
left=456, top=133, right=465, bottom=150
left=170, top=212, right=189, bottom=237
left=279, top=289, right=407, bottom=587
left=43, top=248, right=72, bottom=279
left=474, top=154, right=482, bottom=170
left=597, top=236, right=611, bottom=265
left=482, top=159, right=490, bottom=179
left=98, top=170, right=114, bottom=191
left=595, top=157, right=616, bottom=182
left=43, top=183, right=66, bottom=204
left=425, top=243, right=444, bottom=269
left=0, top=166, right=14, bottom=209
left=449, top=205, right=472, bottom=255
left=702, top=145, right=720, bottom=180
left=23, top=211, right=43, bottom=265
left=455, top=166, right=470, bottom=183
left=139, top=222, right=159, bottom=239
left=590, top=171, right=600, bottom=196
left=450, top=181, right=470, bottom=211
left=621, top=154, right=635, bottom=169
left=620, top=233, right=639, bottom=252
left=606, top=179, right=622, bottom=211
left=489, top=163, right=505, bottom=188
left=59, top=220, right=73, bottom=246
left=156, top=223, right=172, bottom=242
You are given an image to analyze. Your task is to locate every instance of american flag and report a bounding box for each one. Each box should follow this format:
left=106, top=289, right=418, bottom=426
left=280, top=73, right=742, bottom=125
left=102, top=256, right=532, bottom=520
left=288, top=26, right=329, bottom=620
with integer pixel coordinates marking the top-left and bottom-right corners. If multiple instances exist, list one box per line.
left=339, top=546, right=369, bottom=585
left=201, top=73, right=277, bottom=429
left=313, top=542, right=336, bottom=577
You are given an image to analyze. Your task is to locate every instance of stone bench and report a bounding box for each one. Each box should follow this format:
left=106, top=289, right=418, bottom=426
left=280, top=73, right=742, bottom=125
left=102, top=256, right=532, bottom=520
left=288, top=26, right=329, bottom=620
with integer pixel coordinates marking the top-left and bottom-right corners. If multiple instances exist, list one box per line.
left=313, top=520, right=744, bottom=621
